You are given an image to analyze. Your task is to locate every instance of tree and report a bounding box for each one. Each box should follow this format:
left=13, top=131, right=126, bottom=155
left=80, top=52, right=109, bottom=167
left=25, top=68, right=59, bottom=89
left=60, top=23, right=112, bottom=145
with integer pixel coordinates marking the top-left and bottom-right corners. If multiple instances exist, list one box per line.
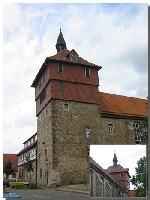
left=23, top=155, right=33, bottom=183
left=3, top=160, right=15, bottom=176
left=131, top=156, right=147, bottom=197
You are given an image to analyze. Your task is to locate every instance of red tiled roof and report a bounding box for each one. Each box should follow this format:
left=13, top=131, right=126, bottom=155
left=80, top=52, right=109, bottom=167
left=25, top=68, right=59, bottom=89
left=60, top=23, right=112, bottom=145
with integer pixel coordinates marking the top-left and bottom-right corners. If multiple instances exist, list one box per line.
left=99, top=92, right=148, bottom=118
left=48, top=49, right=101, bottom=68
left=70, top=49, right=78, bottom=56
left=3, top=154, right=18, bottom=172
left=106, top=164, right=129, bottom=174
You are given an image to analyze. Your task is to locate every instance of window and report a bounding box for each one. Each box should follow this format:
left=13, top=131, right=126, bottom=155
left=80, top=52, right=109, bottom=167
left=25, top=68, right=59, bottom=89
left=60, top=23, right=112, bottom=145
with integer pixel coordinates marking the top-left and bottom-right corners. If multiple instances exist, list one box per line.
left=45, top=171, right=48, bottom=179
left=85, top=128, right=90, bottom=138
left=39, top=152, right=41, bottom=161
left=70, top=54, right=78, bottom=61
left=40, top=88, right=46, bottom=104
left=58, top=63, right=63, bottom=73
left=85, top=68, right=90, bottom=76
left=45, top=149, right=47, bottom=158
left=133, top=122, right=140, bottom=129
left=64, top=103, right=69, bottom=110
left=12, top=173, right=16, bottom=178
left=135, top=136, right=141, bottom=144
left=58, top=82, right=64, bottom=92
left=31, top=138, right=33, bottom=144
left=108, top=124, right=114, bottom=133
left=40, top=169, right=42, bottom=178
left=45, top=109, right=47, bottom=115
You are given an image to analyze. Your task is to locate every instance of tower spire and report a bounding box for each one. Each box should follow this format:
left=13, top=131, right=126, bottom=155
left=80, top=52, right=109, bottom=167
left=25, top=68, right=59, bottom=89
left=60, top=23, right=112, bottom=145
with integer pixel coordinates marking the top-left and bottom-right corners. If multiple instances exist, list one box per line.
left=113, top=151, right=118, bottom=166
left=56, top=28, right=67, bottom=53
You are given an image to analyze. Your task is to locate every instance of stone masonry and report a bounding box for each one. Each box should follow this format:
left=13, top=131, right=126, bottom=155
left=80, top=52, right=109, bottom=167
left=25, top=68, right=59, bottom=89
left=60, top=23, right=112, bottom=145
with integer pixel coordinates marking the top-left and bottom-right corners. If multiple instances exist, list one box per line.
left=37, top=99, right=142, bottom=187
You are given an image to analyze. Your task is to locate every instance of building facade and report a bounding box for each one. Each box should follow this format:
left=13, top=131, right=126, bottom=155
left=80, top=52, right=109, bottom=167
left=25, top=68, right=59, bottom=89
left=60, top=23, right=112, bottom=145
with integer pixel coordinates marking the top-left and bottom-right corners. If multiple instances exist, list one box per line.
left=90, top=154, right=131, bottom=197
left=17, top=133, right=37, bottom=184
left=30, top=30, right=148, bottom=187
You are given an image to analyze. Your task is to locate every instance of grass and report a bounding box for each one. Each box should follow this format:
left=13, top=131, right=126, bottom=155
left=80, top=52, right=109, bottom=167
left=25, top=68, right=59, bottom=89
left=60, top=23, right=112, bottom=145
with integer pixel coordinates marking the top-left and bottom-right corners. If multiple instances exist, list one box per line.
left=57, top=183, right=90, bottom=191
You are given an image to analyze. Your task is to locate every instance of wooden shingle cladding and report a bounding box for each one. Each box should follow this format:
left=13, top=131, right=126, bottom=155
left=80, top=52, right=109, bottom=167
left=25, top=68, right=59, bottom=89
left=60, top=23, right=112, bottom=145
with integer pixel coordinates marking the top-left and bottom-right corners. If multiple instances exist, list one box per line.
left=31, top=49, right=102, bottom=88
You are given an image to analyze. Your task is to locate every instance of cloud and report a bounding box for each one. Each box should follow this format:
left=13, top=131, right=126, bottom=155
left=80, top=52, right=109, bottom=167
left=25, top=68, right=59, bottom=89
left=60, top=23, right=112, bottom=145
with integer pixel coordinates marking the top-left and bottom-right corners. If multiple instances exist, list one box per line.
left=3, top=3, right=148, bottom=154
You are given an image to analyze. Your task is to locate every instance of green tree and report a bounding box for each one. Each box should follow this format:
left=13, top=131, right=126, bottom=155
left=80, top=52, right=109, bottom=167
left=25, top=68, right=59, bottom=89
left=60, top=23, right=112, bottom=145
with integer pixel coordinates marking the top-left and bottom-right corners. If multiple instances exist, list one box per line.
left=3, top=160, right=15, bottom=176
left=23, top=155, right=33, bottom=183
left=131, top=156, right=147, bottom=197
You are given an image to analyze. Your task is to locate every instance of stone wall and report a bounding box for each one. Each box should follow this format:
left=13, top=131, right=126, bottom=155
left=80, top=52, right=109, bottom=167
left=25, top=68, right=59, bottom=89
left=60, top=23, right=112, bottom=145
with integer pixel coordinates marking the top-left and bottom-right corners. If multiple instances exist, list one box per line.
left=90, top=166, right=127, bottom=197
left=36, top=99, right=145, bottom=187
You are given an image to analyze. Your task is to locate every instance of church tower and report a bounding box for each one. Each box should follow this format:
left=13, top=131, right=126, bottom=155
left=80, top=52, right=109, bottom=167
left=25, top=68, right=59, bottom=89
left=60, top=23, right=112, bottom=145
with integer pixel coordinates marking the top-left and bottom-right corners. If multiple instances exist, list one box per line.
left=106, top=152, right=131, bottom=192
left=31, top=30, right=102, bottom=187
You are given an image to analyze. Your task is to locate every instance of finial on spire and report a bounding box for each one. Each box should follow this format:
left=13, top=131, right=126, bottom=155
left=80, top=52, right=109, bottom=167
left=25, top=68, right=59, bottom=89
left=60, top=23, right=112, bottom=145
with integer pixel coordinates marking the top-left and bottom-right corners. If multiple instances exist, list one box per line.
left=60, top=22, right=61, bottom=31
left=113, top=151, right=118, bottom=166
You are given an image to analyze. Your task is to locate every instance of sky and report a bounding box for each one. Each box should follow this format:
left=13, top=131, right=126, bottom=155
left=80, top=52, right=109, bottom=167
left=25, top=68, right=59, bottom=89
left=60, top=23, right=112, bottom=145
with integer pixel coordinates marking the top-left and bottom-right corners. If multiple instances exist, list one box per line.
left=90, top=145, right=146, bottom=190
left=2, top=3, right=148, bottom=154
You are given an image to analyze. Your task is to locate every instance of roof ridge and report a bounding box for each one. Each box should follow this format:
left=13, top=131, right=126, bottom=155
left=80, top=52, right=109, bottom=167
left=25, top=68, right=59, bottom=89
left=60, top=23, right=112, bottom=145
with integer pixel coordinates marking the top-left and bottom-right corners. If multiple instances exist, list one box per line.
left=99, top=91, right=147, bottom=100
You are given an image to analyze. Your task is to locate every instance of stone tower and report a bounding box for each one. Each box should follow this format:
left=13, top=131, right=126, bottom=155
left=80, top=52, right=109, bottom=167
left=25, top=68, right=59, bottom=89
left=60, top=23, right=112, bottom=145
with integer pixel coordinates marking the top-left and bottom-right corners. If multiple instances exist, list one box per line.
left=106, top=152, right=131, bottom=192
left=31, top=30, right=102, bottom=187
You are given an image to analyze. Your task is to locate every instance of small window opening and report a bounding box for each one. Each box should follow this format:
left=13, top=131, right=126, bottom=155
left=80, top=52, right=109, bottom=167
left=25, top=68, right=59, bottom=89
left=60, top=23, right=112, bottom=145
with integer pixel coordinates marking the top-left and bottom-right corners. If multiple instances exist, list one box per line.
left=64, top=103, right=69, bottom=110
left=40, top=88, right=46, bottom=104
left=85, top=68, right=90, bottom=76
left=58, top=63, right=63, bottom=73
left=108, top=124, right=114, bottom=133
left=58, top=82, right=64, bottom=92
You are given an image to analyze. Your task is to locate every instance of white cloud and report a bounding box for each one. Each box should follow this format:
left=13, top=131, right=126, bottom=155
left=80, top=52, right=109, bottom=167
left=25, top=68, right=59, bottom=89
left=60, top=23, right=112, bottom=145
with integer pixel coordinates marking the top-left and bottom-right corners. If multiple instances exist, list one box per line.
left=3, top=3, right=148, bottom=154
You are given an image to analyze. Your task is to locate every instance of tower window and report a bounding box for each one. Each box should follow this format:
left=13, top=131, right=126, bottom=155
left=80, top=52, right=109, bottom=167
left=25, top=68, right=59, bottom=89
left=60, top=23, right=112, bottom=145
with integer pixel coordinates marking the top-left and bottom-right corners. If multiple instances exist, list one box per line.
left=64, top=103, right=69, bottom=110
left=40, top=88, right=46, bottom=104
left=45, top=149, right=47, bottom=158
left=58, top=63, right=63, bottom=73
left=40, top=169, right=42, bottom=178
left=85, top=128, right=91, bottom=138
left=108, top=124, right=114, bottom=133
left=58, top=82, right=64, bottom=92
left=85, top=68, right=90, bottom=76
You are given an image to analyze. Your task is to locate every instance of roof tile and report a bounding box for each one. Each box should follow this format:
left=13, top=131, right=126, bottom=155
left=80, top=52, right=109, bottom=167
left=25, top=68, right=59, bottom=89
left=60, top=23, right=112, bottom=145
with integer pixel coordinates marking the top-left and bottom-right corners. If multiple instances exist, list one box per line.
left=99, top=92, right=148, bottom=118
left=48, top=49, right=101, bottom=68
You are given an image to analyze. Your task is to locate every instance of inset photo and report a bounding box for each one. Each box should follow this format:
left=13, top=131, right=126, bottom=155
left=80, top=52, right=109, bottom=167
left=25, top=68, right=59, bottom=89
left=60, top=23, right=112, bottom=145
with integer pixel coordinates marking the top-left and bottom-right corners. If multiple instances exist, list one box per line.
left=90, top=145, right=147, bottom=198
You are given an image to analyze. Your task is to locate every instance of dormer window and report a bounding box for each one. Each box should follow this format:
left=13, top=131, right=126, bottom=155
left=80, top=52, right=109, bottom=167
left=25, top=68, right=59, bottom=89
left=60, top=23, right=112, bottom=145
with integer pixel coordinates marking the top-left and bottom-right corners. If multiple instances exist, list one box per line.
left=85, top=68, right=90, bottom=77
left=70, top=54, right=78, bottom=61
left=69, top=49, right=78, bottom=61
